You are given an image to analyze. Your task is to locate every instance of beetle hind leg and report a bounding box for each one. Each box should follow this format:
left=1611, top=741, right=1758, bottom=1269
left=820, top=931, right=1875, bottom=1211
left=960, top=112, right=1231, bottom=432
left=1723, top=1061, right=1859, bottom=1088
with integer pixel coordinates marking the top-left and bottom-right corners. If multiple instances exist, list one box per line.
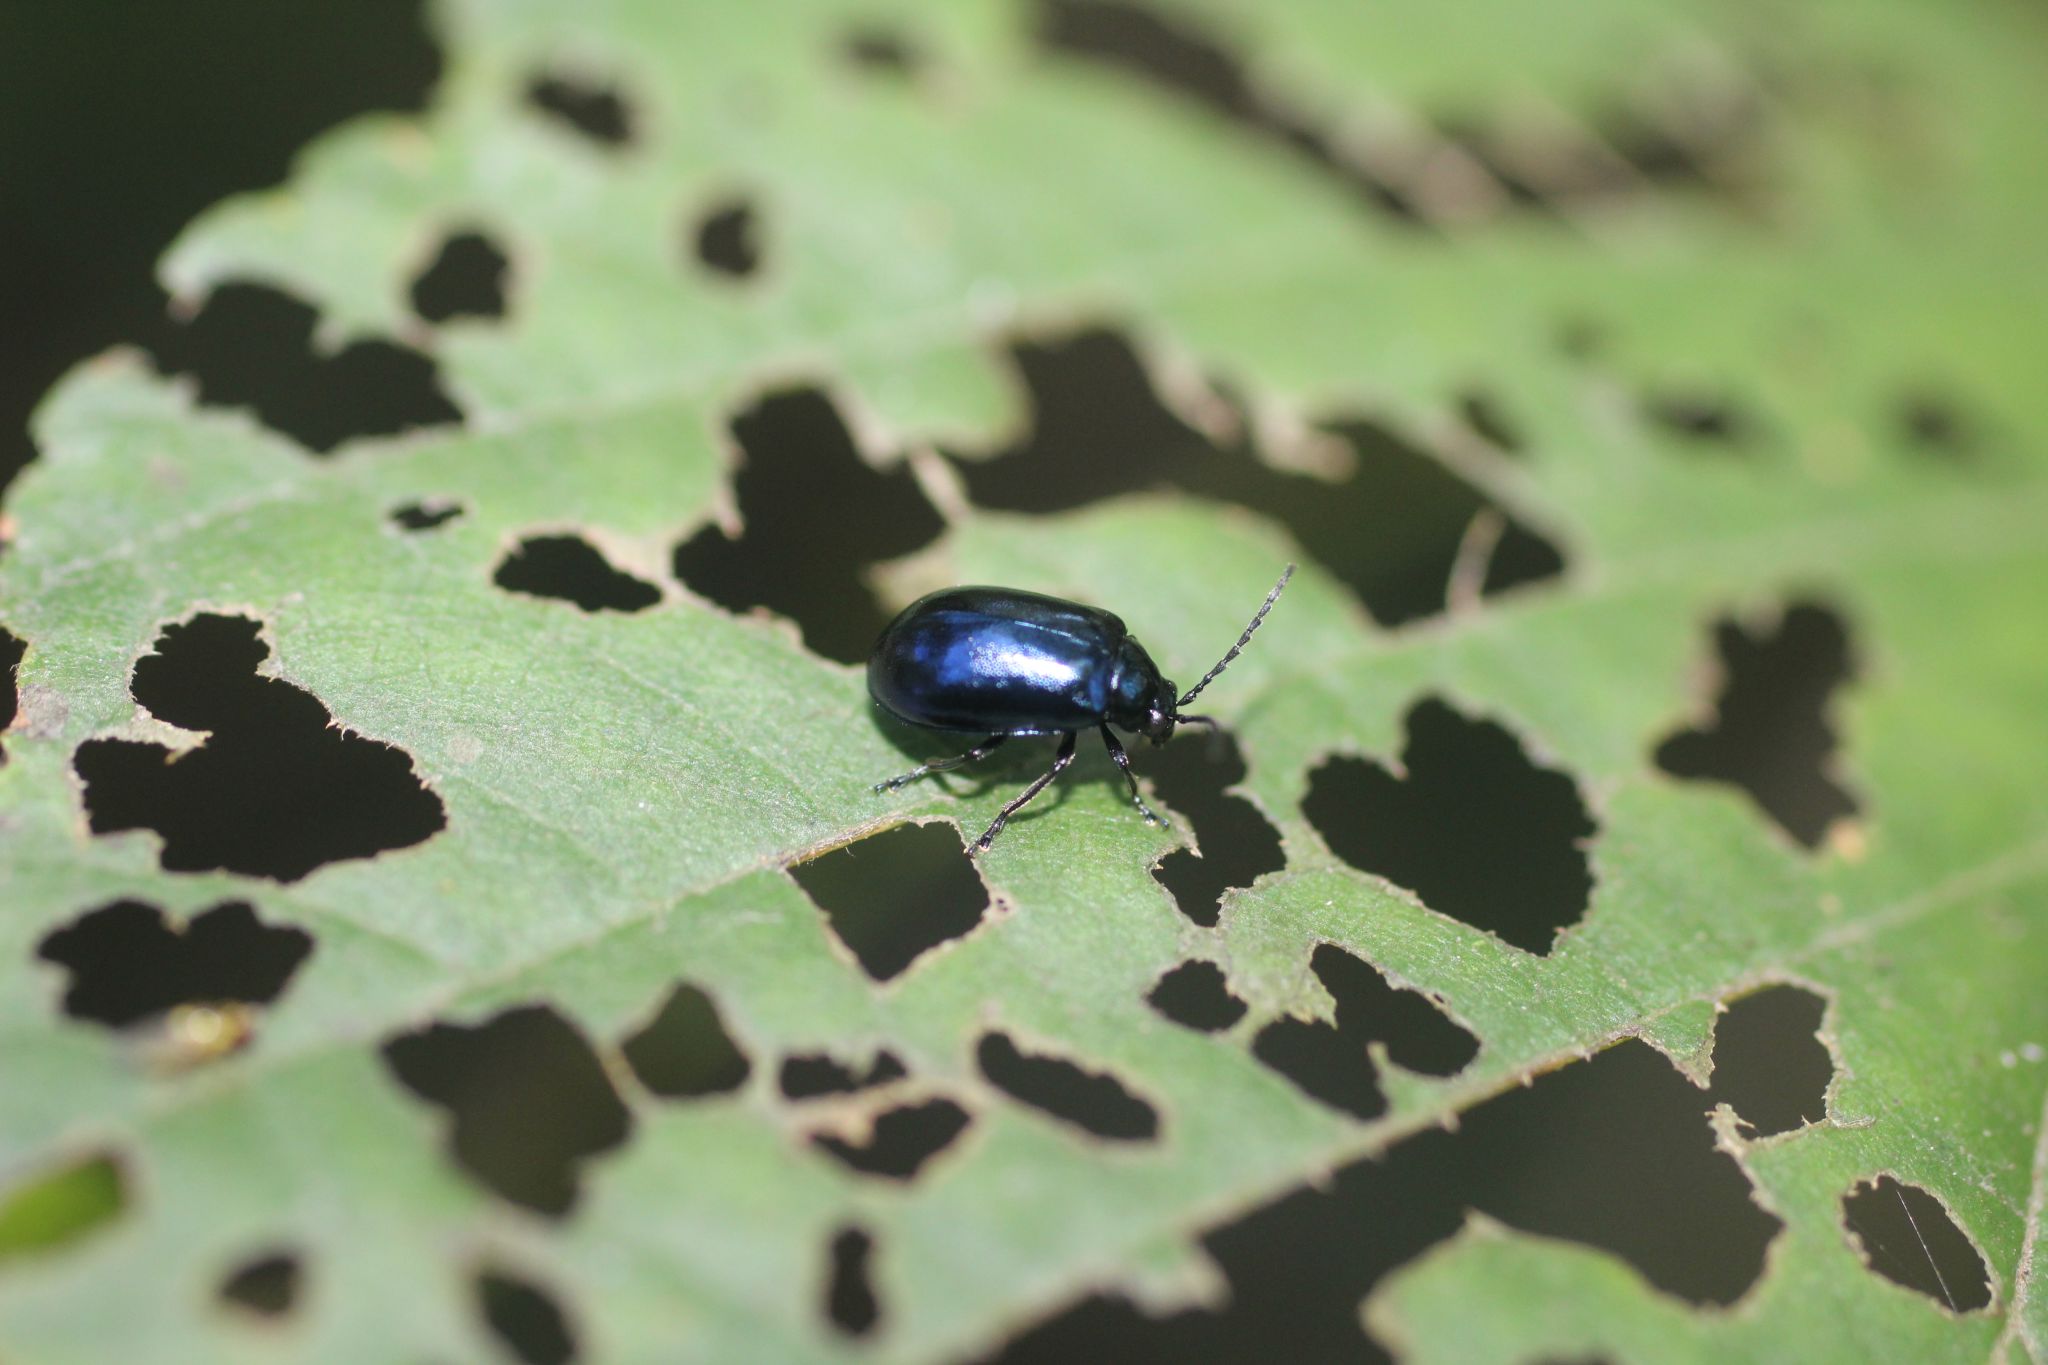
left=874, top=734, right=1008, bottom=793
left=973, top=731, right=1077, bottom=853
left=1098, top=724, right=1169, bottom=829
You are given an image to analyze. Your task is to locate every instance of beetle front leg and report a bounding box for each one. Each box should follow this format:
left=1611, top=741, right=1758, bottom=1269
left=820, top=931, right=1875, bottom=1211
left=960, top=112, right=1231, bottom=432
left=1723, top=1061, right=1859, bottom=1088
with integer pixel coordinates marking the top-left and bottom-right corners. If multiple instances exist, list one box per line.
left=874, top=734, right=1008, bottom=793
left=1098, top=724, right=1168, bottom=828
left=974, top=731, right=1077, bottom=853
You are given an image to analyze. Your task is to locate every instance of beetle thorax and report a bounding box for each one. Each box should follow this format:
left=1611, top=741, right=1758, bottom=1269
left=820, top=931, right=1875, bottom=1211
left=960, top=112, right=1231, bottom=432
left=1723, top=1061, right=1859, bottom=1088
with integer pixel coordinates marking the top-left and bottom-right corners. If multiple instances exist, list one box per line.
left=1105, top=635, right=1178, bottom=742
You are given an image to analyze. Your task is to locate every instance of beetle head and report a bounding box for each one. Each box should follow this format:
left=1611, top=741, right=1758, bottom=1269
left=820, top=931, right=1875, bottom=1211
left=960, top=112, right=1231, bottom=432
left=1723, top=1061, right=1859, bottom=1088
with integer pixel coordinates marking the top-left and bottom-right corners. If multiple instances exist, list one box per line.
left=1108, top=636, right=1178, bottom=743
left=1140, top=704, right=1178, bottom=745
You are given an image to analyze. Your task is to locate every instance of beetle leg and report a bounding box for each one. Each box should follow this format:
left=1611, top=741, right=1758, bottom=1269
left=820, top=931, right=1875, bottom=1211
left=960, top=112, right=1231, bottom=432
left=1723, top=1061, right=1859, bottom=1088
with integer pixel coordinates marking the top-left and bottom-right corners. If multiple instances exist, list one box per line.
left=974, top=731, right=1076, bottom=853
left=1098, top=724, right=1168, bottom=828
left=874, top=734, right=1008, bottom=793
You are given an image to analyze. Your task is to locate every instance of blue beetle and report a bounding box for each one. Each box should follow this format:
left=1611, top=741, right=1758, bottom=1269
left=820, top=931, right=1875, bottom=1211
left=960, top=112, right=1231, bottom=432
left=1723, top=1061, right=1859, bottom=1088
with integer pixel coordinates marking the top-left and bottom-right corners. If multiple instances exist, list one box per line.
left=869, top=565, right=1294, bottom=852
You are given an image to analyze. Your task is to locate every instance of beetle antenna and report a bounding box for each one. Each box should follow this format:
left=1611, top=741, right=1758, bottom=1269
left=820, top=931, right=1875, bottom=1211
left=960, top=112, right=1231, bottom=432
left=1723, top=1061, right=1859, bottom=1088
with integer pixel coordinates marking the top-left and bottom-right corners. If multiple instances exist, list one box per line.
left=1176, top=564, right=1295, bottom=708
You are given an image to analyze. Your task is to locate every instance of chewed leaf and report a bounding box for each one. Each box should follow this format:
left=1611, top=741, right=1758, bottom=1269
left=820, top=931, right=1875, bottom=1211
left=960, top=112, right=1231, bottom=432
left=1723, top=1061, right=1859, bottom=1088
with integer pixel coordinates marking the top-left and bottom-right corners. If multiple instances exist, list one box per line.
left=1, top=0, right=2045, bottom=1362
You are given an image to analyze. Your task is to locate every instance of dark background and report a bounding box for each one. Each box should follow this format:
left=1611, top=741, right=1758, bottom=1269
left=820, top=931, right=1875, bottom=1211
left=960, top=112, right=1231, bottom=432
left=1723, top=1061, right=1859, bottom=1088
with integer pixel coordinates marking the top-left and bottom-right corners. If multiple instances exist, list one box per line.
left=0, top=0, right=441, bottom=497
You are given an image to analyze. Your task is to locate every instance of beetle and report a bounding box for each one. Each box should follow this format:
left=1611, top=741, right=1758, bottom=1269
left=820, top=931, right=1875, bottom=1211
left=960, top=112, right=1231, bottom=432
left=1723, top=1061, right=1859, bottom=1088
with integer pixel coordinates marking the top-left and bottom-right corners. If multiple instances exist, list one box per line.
left=868, top=564, right=1294, bottom=853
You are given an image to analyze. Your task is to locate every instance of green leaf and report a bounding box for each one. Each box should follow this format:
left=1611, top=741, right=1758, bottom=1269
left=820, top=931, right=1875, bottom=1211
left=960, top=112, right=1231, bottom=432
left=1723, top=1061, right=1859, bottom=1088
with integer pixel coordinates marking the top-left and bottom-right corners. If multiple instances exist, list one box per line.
left=2, top=0, right=2045, bottom=1361
left=0, top=1154, right=126, bottom=1263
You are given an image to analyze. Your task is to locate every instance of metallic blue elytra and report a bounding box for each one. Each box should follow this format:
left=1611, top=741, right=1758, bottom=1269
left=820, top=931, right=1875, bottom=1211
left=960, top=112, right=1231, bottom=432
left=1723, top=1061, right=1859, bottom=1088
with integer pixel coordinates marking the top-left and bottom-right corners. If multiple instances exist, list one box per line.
left=868, top=587, right=1173, bottom=738
left=868, top=566, right=1295, bottom=853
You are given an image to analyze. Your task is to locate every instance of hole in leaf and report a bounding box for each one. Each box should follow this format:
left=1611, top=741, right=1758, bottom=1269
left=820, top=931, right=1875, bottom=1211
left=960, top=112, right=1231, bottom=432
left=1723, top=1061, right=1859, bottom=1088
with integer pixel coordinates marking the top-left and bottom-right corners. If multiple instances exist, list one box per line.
left=812, top=1098, right=972, bottom=1180
left=619, top=982, right=752, bottom=1099
left=1842, top=1176, right=1991, bottom=1312
left=1144, top=731, right=1284, bottom=927
left=1602, top=93, right=1763, bottom=198
left=1897, top=392, right=1978, bottom=459
left=478, top=1266, right=580, bottom=1365
left=150, top=282, right=462, bottom=452
left=781, top=1049, right=908, bottom=1100
left=791, top=823, right=989, bottom=981
left=1046, top=29, right=1763, bottom=222
left=1611, top=115, right=1714, bottom=187
left=1645, top=389, right=1758, bottom=448
left=1462, top=84, right=1766, bottom=212
left=1435, top=114, right=1591, bottom=211
left=1038, top=0, right=1237, bottom=104
left=494, top=534, right=663, bottom=613
left=1315, top=420, right=1564, bottom=625
left=0, top=1151, right=128, bottom=1263
left=1250, top=1015, right=1386, bottom=1122
left=693, top=198, right=762, bottom=279
left=841, top=25, right=925, bottom=77
left=525, top=73, right=635, bottom=147
left=1304, top=698, right=1597, bottom=954
left=948, top=328, right=1212, bottom=507
left=411, top=229, right=509, bottom=323
left=1252, top=944, right=1477, bottom=1121
left=989, top=1156, right=1454, bottom=1364
left=1705, top=984, right=1831, bottom=1136
left=1458, top=390, right=1524, bottom=455
left=676, top=389, right=944, bottom=663
left=73, top=614, right=445, bottom=880
left=993, top=1040, right=1781, bottom=1361
left=36, top=899, right=313, bottom=1028
left=1145, top=961, right=1246, bottom=1033
left=954, top=330, right=1564, bottom=627
left=1316, top=944, right=1478, bottom=1077
left=826, top=1226, right=882, bottom=1337
left=1654, top=601, right=1859, bottom=849
left=1036, top=0, right=1420, bottom=224
left=1386, top=1039, right=1782, bottom=1307
left=0, top=625, right=26, bottom=762
left=390, top=498, right=464, bottom=531
left=219, top=1248, right=302, bottom=1319
left=977, top=1032, right=1159, bottom=1142
left=382, top=1005, right=630, bottom=1217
